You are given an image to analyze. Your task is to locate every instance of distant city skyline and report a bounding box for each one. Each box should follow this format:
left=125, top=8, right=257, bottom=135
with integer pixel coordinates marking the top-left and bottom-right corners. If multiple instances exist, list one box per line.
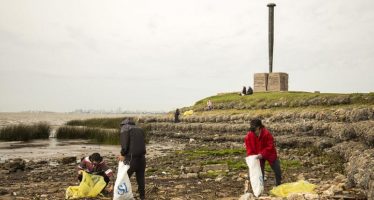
left=1, top=0, right=373, bottom=112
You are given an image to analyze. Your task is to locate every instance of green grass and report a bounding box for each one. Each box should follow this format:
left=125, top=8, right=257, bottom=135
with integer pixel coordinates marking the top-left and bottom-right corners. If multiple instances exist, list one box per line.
left=187, top=92, right=374, bottom=112
left=0, top=123, right=51, bottom=141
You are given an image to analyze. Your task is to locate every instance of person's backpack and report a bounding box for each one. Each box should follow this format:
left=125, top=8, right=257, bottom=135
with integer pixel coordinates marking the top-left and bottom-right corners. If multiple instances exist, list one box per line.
left=247, top=86, right=253, bottom=95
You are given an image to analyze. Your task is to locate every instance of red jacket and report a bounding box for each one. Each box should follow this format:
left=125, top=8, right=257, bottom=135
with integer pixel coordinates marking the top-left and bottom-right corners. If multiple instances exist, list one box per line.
left=244, top=127, right=278, bottom=165
left=77, top=156, right=113, bottom=177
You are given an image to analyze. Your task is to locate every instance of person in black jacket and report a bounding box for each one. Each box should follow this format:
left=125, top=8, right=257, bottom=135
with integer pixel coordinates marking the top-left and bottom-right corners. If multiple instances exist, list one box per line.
left=247, top=86, right=253, bottom=95
left=241, top=86, right=247, bottom=96
left=174, top=108, right=180, bottom=123
left=118, top=118, right=146, bottom=200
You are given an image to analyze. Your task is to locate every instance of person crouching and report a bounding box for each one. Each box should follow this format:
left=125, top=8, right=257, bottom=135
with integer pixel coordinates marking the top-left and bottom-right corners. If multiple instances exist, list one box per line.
left=77, top=153, right=114, bottom=192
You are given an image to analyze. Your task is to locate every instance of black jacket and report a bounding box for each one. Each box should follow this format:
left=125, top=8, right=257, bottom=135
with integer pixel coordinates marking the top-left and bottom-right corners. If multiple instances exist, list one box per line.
left=120, top=119, right=146, bottom=157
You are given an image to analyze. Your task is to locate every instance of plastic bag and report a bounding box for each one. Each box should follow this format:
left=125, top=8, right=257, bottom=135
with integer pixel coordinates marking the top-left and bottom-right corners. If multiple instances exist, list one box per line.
left=245, top=155, right=264, bottom=197
left=183, top=110, right=194, bottom=116
left=113, top=161, right=134, bottom=200
left=270, top=180, right=316, bottom=197
left=65, top=171, right=106, bottom=199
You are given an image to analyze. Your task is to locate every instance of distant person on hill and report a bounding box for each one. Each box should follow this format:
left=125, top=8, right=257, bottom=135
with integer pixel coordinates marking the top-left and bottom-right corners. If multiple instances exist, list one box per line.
left=244, top=118, right=282, bottom=186
left=247, top=86, right=253, bottom=95
left=118, top=117, right=146, bottom=200
left=207, top=100, right=213, bottom=111
left=77, top=153, right=114, bottom=192
left=174, top=108, right=180, bottom=123
left=241, top=86, right=247, bottom=96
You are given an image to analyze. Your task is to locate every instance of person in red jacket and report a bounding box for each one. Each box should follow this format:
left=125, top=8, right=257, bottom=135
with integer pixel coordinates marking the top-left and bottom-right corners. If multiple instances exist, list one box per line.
left=244, top=118, right=282, bottom=186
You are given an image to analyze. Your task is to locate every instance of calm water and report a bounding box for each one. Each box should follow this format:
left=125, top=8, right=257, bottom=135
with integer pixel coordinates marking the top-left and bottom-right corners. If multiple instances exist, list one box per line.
left=0, top=138, right=181, bottom=163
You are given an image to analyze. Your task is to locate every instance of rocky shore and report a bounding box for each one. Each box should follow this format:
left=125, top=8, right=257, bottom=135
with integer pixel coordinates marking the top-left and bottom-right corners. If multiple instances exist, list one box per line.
left=0, top=105, right=372, bottom=199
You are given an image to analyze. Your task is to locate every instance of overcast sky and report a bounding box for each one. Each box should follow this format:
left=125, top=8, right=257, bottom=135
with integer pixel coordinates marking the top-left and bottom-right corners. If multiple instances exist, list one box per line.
left=0, top=0, right=373, bottom=112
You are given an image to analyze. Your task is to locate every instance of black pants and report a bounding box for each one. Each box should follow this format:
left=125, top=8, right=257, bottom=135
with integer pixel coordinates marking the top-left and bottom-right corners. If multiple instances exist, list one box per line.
left=78, top=171, right=110, bottom=187
left=260, top=159, right=282, bottom=186
left=126, top=156, right=146, bottom=200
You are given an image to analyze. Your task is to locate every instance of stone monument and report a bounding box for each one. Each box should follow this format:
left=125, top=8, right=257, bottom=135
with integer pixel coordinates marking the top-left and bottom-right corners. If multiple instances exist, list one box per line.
left=253, top=3, right=289, bottom=92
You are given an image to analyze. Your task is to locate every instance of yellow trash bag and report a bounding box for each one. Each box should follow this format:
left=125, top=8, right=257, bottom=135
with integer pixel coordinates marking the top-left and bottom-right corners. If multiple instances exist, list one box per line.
left=270, top=180, right=316, bottom=197
left=65, top=171, right=107, bottom=199
left=183, top=110, right=193, bottom=116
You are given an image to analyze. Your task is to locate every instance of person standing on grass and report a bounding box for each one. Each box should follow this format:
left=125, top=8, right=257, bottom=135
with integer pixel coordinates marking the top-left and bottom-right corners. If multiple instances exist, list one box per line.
left=244, top=118, right=282, bottom=186
left=118, top=117, right=146, bottom=200
left=174, top=108, right=180, bottom=123
left=207, top=100, right=213, bottom=110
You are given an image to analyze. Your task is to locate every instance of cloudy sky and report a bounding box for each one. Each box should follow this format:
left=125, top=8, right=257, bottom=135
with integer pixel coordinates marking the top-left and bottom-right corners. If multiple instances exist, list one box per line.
left=0, top=0, right=373, bottom=112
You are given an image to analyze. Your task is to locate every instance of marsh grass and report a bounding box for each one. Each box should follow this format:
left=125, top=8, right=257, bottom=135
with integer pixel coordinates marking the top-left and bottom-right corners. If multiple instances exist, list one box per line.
left=66, top=117, right=123, bottom=129
left=56, top=126, right=120, bottom=145
left=56, top=125, right=150, bottom=145
left=0, top=122, right=51, bottom=141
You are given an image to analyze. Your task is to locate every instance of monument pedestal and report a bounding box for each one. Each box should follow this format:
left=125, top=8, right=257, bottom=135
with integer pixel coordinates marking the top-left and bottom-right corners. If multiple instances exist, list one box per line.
left=254, top=72, right=288, bottom=92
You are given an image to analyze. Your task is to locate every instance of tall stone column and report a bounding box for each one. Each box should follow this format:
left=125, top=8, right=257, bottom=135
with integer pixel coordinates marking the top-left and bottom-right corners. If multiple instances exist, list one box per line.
left=267, top=3, right=276, bottom=73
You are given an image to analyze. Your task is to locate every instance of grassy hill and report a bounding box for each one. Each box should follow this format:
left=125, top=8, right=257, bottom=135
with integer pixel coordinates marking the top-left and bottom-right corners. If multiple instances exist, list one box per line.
left=182, top=91, right=374, bottom=113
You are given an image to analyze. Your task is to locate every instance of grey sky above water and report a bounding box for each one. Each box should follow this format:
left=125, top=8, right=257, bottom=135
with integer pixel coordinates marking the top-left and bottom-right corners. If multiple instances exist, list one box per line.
left=0, top=0, right=373, bottom=112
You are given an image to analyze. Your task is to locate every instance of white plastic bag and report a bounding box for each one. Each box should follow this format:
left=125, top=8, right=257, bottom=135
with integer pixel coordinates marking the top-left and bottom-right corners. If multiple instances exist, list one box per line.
left=245, top=155, right=264, bottom=197
left=113, top=161, right=134, bottom=200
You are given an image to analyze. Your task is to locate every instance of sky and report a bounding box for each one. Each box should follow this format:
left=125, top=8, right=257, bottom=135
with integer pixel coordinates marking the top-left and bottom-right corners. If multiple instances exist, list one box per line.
left=0, top=0, right=373, bottom=112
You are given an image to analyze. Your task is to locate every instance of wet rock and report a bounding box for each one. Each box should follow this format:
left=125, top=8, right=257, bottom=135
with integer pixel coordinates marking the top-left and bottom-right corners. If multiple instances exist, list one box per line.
left=60, top=156, right=76, bottom=164
left=4, top=159, right=26, bottom=172
left=36, top=160, right=48, bottom=165
left=0, top=188, right=9, bottom=195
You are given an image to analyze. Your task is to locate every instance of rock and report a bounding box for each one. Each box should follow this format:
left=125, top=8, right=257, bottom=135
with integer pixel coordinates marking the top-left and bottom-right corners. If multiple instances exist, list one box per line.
left=239, top=193, right=255, bottom=200
left=174, top=185, right=185, bottom=189
left=185, top=166, right=201, bottom=173
left=40, top=194, right=48, bottom=198
left=186, top=173, right=198, bottom=178
left=36, top=160, right=48, bottom=165
left=202, top=164, right=228, bottom=172
left=323, top=185, right=343, bottom=196
left=60, top=156, right=76, bottom=164
left=297, top=173, right=305, bottom=180
left=5, top=159, right=26, bottom=172
left=0, top=188, right=8, bottom=195
left=237, top=177, right=244, bottom=182
left=215, top=175, right=224, bottom=182
left=304, top=194, right=319, bottom=200
left=287, top=193, right=305, bottom=200
left=333, top=173, right=347, bottom=183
